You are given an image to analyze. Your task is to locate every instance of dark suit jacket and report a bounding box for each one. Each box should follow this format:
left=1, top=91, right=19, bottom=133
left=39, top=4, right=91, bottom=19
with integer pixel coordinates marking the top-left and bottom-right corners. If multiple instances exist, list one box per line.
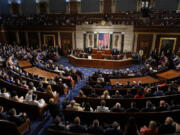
left=7, top=115, right=24, bottom=126
left=126, top=108, right=139, bottom=112
left=111, top=107, right=125, bottom=112
left=0, top=112, right=8, bottom=120
left=140, top=107, right=154, bottom=112
left=87, top=126, right=104, bottom=134
left=159, top=124, right=176, bottom=134
left=47, top=103, right=61, bottom=118
left=49, top=123, right=66, bottom=131
left=105, top=128, right=123, bottom=135
left=69, top=124, right=86, bottom=133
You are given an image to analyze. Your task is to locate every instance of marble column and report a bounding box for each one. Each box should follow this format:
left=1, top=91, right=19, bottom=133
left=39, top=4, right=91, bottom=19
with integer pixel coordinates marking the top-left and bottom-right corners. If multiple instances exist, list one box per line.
left=151, top=33, right=157, bottom=51
left=25, top=32, right=29, bottom=47
left=133, top=33, right=138, bottom=52
left=38, top=32, right=41, bottom=48
left=57, top=32, right=61, bottom=48
left=16, top=31, right=20, bottom=44
left=121, top=32, right=125, bottom=53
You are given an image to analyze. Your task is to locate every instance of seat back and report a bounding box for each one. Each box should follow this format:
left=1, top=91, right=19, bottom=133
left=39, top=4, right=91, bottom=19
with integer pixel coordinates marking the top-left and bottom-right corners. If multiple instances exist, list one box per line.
left=0, top=120, right=20, bottom=135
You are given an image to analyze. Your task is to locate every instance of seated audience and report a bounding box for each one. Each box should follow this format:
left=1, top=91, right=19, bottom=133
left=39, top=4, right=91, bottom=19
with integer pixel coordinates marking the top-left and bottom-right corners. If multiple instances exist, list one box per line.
left=66, top=100, right=83, bottom=111
left=141, top=101, right=155, bottom=112
left=96, top=100, right=110, bottom=112
left=113, top=82, right=123, bottom=88
left=134, top=89, right=145, bottom=99
left=29, top=82, right=37, bottom=91
left=62, top=97, right=70, bottom=110
left=88, top=89, right=98, bottom=97
left=37, top=82, right=45, bottom=92
left=87, top=119, right=104, bottom=134
left=22, top=81, right=29, bottom=89
left=97, top=74, right=104, bottom=83
left=156, top=100, right=168, bottom=112
left=11, top=91, right=24, bottom=103
left=112, top=90, right=123, bottom=98
left=111, top=102, right=125, bottom=112
left=101, top=90, right=110, bottom=99
left=140, top=120, right=158, bottom=135
left=30, top=94, right=46, bottom=108
left=83, top=102, right=93, bottom=112
left=153, top=86, right=164, bottom=97
left=47, top=98, right=61, bottom=119
left=124, top=117, right=139, bottom=135
left=159, top=117, right=176, bottom=134
left=144, top=88, right=154, bottom=97
left=7, top=108, right=27, bottom=126
left=126, top=102, right=139, bottom=112
left=49, top=116, right=66, bottom=130
left=124, top=89, right=133, bottom=98
left=1, top=88, right=10, bottom=98
left=105, top=121, right=122, bottom=135
left=0, top=106, right=7, bottom=120
left=104, top=82, right=112, bottom=89
left=25, top=90, right=33, bottom=102
left=67, top=116, right=86, bottom=133
left=79, top=90, right=86, bottom=98
left=93, top=82, right=103, bottom=88
left=46, top=85, right=56, bottom=97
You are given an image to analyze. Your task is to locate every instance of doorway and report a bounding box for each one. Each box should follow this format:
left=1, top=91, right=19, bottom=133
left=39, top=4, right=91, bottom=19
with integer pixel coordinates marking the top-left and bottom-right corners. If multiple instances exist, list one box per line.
left=61, top=39, right=72, bottom=56
left=159, top=37, right=176, bottom=55
left=43, top=35, right=56, bottom=48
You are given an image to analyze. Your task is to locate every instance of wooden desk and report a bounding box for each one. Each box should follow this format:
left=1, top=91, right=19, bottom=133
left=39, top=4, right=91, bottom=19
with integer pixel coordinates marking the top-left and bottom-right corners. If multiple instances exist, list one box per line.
left=24, top=67, right=57, bottom=79
left=92, top=48, right=111, bottom=54
left=110, top=76, right=159, bottom=85
left=18, top=60, right=32, bottom=68
left=69, top=55, right=132, bottom=69
left=156, top=70, right=180, bottom=80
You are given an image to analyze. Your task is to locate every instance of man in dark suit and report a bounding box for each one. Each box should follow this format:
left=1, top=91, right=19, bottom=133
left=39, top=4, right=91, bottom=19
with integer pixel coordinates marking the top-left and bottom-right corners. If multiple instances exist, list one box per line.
left=47, top=98, right=61, bottom=119
left=7, top=108, right=26, bottom=126
left=105, top=121, right=123, bottom=135
left=48, top=116, right=66, bottom=131
left=111, top=48, right=118, bottom=55
left=159, top=117, right=176, bottom=134
left=87, top=119, right=104, bottom=134
left=111, top=102, right=125, bottom=112
left=76, top=68, right=84, bottom=79
left=153, top=86, right=164, bottom=96
left=69, top=116, right=86, bottom=133
left=0, top=106, right=7, bottom=120
left=156, top=100, right=168, bottom=112
left=88, top=89, right=98, bottom=97
left=111, top=90, right=123, bottom=98
left=87, top=47, right=92, bottom=54
left=124, top=89, right=133, bottom=98
left=140, top=100, right=155, bottom=112
left=126, top=102, right=139, bottom=112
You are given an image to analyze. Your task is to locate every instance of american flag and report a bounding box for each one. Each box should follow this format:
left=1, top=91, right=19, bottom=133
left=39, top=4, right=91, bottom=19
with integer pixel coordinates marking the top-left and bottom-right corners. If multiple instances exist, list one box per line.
left=98, top=33, right=109, bottom=49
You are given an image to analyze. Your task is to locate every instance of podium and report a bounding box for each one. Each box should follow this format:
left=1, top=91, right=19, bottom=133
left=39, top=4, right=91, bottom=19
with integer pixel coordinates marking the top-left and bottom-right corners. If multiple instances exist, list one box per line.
left=92, top=48, right=111, bottom=54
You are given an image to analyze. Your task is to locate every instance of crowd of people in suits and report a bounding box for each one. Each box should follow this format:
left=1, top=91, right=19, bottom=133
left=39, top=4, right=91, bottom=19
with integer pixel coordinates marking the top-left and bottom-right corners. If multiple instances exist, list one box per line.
left=81, top=82, right=180, bottom=99
left=0, top=41, right=180, bottom=135
left=0, top=106, right=28, bottom=126
left=0, top=87, right=46, bottom=108
left=65, top=97, right=180, bottom=113
left=48, top=114, right=178, bottom=135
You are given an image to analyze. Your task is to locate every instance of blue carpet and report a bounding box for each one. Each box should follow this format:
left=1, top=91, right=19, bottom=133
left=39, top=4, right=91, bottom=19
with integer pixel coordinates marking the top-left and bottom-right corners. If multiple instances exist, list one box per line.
left=24, top=120, right=40, bottom=135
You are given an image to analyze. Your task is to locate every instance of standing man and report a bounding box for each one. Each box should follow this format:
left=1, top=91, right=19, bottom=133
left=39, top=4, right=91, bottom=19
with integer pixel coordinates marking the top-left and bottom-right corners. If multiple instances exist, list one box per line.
left=139, top=49, right=144, bottom=63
